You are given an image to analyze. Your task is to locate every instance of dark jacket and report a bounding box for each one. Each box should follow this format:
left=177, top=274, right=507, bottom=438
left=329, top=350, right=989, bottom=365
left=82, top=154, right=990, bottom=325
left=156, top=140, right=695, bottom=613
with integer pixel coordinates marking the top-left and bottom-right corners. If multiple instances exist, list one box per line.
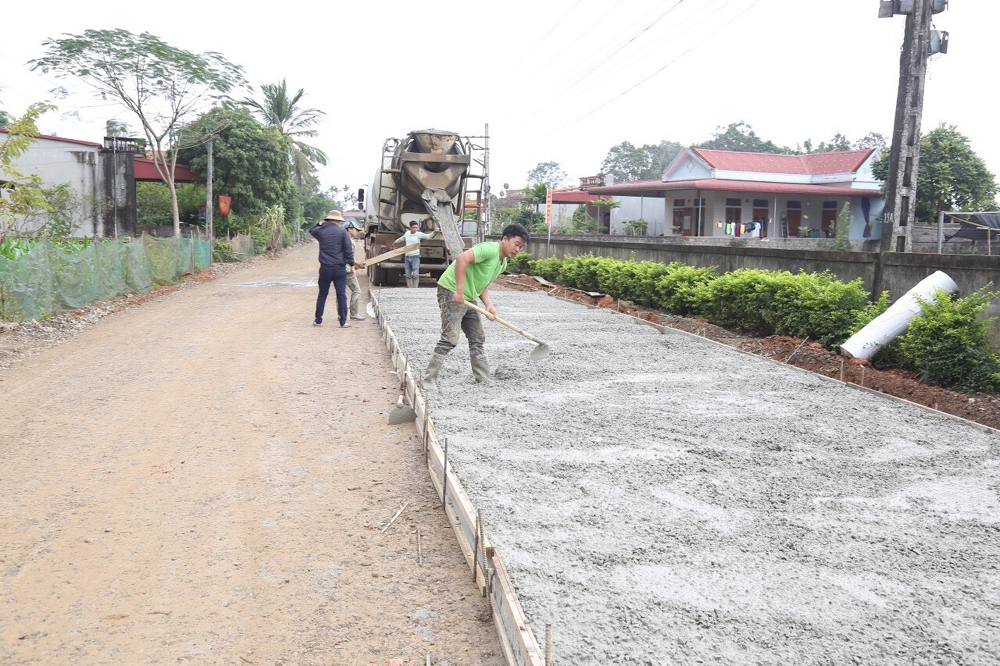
left=309, top=222, right=355, bottom=269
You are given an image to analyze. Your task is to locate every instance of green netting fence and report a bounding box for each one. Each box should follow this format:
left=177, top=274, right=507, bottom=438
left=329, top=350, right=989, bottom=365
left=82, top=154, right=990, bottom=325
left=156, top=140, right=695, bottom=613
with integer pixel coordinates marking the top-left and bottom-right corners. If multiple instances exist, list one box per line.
left=0, top=234, right=213, bottom=322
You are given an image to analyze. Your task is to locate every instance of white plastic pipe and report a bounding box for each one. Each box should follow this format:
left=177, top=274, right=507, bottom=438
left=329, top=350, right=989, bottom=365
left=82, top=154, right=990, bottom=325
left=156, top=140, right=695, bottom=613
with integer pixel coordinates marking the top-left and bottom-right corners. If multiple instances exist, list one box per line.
left=840, top=270, right=958, bottom=360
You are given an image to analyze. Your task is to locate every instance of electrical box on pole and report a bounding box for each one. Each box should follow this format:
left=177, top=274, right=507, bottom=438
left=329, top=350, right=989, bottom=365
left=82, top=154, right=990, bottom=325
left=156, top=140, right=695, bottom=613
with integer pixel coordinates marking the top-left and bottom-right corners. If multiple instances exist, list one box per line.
left=878, top=0, right=948, bottom=253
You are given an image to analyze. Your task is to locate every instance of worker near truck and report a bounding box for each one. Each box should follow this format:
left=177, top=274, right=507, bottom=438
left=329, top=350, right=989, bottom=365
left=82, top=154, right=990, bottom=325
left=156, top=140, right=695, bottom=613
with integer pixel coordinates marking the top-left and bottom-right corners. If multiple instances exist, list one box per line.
left=309, top=209, right=365, bottom=328
left=344, top=220, right=366, bottom=321
left=392, top=220, right=440, bottom=288
left=423, top=223, right=530, bottom=389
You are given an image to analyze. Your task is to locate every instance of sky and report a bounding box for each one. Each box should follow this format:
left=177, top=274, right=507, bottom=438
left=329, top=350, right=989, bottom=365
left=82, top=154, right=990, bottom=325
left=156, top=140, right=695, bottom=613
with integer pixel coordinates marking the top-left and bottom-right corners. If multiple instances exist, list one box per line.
left=1, top=0, right=995, bottom=198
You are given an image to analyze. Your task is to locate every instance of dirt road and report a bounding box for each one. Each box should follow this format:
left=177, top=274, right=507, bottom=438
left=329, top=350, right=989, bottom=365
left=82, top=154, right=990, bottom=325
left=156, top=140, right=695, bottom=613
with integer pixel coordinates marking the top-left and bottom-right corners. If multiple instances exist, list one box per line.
left=0, top=243, right=502, bottom=665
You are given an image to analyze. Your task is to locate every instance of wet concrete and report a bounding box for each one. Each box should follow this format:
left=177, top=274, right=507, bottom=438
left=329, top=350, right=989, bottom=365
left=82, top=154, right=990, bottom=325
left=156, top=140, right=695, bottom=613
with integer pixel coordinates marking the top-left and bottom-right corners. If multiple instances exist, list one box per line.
left=376, top=287, right=1000, bottom=665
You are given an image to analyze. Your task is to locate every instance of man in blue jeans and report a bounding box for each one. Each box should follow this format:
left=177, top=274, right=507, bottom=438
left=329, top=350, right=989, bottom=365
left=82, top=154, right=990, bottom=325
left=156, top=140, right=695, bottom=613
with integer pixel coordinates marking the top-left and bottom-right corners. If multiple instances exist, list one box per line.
left=309, top=209, right=365, bottom=327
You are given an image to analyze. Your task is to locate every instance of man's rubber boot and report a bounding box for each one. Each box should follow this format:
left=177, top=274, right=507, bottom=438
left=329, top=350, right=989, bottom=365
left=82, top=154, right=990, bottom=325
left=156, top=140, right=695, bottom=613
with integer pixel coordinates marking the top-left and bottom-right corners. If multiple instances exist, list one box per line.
left=470, top=354, right=491, bottom=383
left=423, top=353, right=445, bottom=391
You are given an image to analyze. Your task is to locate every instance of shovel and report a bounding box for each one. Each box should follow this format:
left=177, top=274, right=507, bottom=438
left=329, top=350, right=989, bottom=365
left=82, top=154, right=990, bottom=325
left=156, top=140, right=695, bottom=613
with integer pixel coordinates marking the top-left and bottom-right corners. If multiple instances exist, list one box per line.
left=463, top=300, right=551, bottom=360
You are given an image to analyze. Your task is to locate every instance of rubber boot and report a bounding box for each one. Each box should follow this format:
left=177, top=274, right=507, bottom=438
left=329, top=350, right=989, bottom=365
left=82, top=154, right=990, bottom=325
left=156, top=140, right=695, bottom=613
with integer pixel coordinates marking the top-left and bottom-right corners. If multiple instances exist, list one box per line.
left=470, top=354, right=491, bottom=383
left=423, top=353, right=445, bottom=391
left=409, top=276, right=419, bottom=288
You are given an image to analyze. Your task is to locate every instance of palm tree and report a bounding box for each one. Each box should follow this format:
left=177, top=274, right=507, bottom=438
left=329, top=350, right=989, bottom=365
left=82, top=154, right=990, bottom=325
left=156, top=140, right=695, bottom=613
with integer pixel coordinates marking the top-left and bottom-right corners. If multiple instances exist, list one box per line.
left=242, top=79, right=327, bottom=189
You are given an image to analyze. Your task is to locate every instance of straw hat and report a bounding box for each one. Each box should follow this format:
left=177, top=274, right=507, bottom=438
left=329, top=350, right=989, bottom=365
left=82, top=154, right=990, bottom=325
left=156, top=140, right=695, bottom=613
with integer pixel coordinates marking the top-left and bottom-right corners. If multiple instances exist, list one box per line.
left=324, top=209, right=344, bottom=222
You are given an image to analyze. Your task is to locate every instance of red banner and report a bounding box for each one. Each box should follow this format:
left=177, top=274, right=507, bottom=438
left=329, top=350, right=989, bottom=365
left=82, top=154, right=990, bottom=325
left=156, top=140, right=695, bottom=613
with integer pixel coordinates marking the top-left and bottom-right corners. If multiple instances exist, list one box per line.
left=218, top=195, right=232, bottom=217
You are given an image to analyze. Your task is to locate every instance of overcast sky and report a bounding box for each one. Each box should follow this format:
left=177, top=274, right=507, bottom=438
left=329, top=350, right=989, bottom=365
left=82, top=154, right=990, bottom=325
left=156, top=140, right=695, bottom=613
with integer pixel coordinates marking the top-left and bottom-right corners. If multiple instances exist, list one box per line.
left=1, top=0, right=993, bottom=196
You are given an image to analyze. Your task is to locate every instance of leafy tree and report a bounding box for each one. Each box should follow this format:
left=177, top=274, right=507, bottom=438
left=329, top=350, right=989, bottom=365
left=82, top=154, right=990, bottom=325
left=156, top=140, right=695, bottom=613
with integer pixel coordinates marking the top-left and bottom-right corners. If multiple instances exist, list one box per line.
left=695, top=121, right=790, bottom=154
left=601, top=139, right=684, bottom=181
left=872, top=124, right=998, bottom=222
left=242, top=79, right=327, bottom=191
left=526, top=161, right=566, bottom=187
left=177, top=106, right=295, bottom=222
left=601, top=141, right=648, bottom=181
left=301, top=187, right=338, bottom=226
left=105, top=118, right=131, bottom=137
left=853, top=132, right=887, bottom=152
left=647, top=140, right=685, bottom=175
left=30, top=29, right=247, bottom=236
left=136, top=182, right=206, bottom=227
left=523, top=182, right=548, bottom=216
left=0, top=110, right=12, bottom=128
left=0, top=103, right=55, bottom=242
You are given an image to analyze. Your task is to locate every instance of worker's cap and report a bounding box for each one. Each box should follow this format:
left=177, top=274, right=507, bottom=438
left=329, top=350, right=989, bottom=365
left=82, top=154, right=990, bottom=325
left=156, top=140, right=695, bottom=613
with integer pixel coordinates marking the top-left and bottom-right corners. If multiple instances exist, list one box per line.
left=344, top=220, right=362, bottom=230
left=324, top=209, right=344, bottom=222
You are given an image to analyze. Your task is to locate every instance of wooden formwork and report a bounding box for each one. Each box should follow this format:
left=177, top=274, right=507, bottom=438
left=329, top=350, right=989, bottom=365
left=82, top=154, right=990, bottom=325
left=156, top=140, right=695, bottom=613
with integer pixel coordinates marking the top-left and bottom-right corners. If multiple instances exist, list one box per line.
left=371, top=291, right=544, bottom=666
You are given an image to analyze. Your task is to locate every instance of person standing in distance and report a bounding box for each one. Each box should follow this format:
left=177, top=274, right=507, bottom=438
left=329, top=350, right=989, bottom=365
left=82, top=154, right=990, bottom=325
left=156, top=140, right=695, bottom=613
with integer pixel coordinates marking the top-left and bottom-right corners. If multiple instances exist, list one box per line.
left=392, top=220, right=440, bottom=288
left=309, top=209, right=365, bottom=327
left=344, top=219, right=366, bottom=321
left=423, top=223, right=529, bottom=389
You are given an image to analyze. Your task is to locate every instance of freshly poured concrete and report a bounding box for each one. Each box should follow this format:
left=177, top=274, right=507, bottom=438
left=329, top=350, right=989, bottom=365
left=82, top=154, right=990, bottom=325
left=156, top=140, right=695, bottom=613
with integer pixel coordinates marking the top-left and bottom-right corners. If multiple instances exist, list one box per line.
left=376, top=287, right=1000, bottom=664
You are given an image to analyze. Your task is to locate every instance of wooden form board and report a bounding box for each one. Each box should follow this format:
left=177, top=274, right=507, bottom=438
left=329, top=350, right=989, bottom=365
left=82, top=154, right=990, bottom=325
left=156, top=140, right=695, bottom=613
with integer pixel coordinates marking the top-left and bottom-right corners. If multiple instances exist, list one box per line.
left=369, top=292, right=544, bottom=666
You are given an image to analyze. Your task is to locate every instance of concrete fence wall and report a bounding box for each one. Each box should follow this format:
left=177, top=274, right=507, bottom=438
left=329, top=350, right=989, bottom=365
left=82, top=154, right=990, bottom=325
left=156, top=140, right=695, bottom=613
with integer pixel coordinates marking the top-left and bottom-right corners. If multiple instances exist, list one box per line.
left=513, top=236, right=1000, bottom=336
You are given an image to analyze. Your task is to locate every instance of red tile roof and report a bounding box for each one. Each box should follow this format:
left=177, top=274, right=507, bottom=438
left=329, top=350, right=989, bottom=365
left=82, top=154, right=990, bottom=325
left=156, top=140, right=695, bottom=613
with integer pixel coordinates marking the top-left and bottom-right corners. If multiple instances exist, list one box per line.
left=552, top=189, right=602, bottom=204
left=691, top=148, right=873, bottom=175
left=0, top=128, right=102, bottom=148
left=591, top=179, right=880, bottom=197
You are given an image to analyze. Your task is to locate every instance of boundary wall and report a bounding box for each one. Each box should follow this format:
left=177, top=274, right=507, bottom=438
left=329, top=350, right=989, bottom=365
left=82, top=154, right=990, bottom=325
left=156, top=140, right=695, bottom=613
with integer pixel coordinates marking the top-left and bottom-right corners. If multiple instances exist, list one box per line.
left=513, top=236, right=1000, bottom=336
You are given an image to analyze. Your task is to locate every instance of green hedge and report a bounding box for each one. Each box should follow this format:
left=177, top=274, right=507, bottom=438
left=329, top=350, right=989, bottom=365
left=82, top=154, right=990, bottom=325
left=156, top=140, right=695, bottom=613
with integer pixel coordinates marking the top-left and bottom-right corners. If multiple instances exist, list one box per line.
left=507, top=252, right=1000, bottom=392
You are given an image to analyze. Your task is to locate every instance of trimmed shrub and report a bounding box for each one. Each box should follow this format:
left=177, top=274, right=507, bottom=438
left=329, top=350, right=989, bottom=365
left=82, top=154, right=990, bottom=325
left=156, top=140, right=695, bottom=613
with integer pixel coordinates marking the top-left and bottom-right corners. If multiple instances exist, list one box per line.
left=895, top=286, right=1000, bottom=392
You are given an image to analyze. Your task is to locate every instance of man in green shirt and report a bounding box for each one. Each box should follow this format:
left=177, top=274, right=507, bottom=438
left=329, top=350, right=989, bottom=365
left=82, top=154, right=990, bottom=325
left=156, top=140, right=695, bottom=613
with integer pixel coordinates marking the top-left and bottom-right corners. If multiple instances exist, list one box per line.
left=424, top=223, right=529, bottom=389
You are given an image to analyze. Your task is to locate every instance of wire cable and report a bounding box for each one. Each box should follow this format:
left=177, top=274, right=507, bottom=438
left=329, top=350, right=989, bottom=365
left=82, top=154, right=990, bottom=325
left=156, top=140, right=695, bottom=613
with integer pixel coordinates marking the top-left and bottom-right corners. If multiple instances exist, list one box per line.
left=511, top=0, right=587, bottom=71
left=549, top=0, right=764, bottom=134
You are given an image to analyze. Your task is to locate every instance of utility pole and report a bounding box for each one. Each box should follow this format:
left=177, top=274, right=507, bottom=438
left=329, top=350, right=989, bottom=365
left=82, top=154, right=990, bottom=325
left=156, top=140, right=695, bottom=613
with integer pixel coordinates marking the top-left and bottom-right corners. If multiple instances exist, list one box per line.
left=205, top=135, right=214, bottom=256
left=879, top=0, right=949, bottom=252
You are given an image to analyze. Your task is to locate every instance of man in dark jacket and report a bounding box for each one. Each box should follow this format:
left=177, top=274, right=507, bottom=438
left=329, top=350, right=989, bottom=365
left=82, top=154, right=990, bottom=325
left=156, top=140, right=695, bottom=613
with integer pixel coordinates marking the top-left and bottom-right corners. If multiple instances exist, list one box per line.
left=309, top=209, right=365, bottom=327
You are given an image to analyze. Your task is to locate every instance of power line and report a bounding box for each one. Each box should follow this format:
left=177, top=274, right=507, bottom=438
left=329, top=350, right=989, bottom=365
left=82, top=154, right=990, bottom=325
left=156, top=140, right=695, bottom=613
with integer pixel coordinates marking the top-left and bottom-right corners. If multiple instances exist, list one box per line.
left=511, top=0, right=686, bottom=125
left=531, top=0, right=630, bottom=74
left=511, top=0, right=587, bottom=71
left=549, top=0, right=764, bottom=134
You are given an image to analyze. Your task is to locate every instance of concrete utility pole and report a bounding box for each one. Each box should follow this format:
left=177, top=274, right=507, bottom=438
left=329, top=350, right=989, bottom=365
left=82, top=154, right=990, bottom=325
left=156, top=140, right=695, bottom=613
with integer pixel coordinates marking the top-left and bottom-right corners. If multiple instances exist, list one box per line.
left=205, top=136, right=214, bottom=252
left=879, top=0, right=949, bottom=252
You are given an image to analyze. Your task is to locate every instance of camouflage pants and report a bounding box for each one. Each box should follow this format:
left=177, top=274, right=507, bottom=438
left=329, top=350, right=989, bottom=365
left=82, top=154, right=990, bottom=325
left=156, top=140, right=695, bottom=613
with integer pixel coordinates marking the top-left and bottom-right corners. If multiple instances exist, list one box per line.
left=434, top=286, right=486, bottom=357
left=347, top=271, right=361, bottom=318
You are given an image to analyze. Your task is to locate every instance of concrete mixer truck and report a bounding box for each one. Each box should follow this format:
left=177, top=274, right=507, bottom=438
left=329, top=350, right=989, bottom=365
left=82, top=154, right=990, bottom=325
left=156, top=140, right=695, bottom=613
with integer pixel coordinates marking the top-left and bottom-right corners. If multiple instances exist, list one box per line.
left=358, top=129, right=487, bottom=286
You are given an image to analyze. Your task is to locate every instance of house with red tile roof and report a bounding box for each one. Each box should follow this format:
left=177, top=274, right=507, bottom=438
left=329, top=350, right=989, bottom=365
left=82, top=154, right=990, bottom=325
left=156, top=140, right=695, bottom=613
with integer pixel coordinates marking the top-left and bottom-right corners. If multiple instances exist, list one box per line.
left=589, top=147, right=885, bottom=240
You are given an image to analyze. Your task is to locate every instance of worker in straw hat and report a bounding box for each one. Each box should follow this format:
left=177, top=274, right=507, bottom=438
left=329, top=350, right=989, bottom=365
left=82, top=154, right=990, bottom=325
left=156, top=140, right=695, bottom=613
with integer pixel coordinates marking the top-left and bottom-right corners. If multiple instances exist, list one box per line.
left=309, top=209, right=365, bottom=327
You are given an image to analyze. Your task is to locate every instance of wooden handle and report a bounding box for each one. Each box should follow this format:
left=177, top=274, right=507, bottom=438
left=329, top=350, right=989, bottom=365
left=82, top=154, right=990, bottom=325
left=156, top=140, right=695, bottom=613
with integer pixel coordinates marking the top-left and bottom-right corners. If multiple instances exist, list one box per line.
left=366, top=243, right=420, bottom=266
left=463, top=300, right=545, bottom=345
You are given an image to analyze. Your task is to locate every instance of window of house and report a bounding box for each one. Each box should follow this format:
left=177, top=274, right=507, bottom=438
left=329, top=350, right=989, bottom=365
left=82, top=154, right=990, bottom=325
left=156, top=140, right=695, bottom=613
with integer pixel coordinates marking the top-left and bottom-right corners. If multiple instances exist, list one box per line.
left=726, top=198, right=741, bottom=207
left=753, top=199, right=768, bottom=208
left=787, top=201, right=801, bottom=209
left=823, top=201, right=837, bottom=209
left=673, top=199, right=685, bottom=207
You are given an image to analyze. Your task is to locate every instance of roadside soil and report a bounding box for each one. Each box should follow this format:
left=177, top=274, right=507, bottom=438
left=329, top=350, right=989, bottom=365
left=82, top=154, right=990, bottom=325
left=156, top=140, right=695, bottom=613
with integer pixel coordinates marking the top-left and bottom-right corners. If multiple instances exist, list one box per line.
left=500, top=274, right=1000, bottom=431
left=0, top=243, right=502, bottom=665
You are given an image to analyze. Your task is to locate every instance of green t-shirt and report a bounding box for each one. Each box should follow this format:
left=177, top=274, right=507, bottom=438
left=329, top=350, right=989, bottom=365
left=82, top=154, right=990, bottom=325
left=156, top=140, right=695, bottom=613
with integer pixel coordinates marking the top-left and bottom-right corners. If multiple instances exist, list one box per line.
left=438, top=241, right=507, bottom=301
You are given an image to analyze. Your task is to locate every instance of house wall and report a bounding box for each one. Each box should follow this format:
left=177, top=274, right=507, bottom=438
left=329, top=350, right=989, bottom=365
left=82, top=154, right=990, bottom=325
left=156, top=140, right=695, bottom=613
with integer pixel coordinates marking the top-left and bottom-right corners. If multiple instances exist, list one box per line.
left=609, top=196, right=668, bottom=236
left=0, top=136, right=137, bottom=238
left=611, top=192, right=887, bottom=240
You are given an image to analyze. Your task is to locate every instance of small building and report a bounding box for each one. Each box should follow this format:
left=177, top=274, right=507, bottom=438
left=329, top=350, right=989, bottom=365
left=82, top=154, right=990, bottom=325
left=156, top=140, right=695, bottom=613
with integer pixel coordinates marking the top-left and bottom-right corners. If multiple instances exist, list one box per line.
left=589, top=148, right=885, bottom=240
left=0, top=131, right=195, bottom=238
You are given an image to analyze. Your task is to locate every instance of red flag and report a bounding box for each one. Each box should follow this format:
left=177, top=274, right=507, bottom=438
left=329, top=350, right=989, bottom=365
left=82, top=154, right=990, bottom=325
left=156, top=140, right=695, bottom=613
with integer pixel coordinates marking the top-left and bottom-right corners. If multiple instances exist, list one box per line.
left=218, top=195, right=232, bottom=217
